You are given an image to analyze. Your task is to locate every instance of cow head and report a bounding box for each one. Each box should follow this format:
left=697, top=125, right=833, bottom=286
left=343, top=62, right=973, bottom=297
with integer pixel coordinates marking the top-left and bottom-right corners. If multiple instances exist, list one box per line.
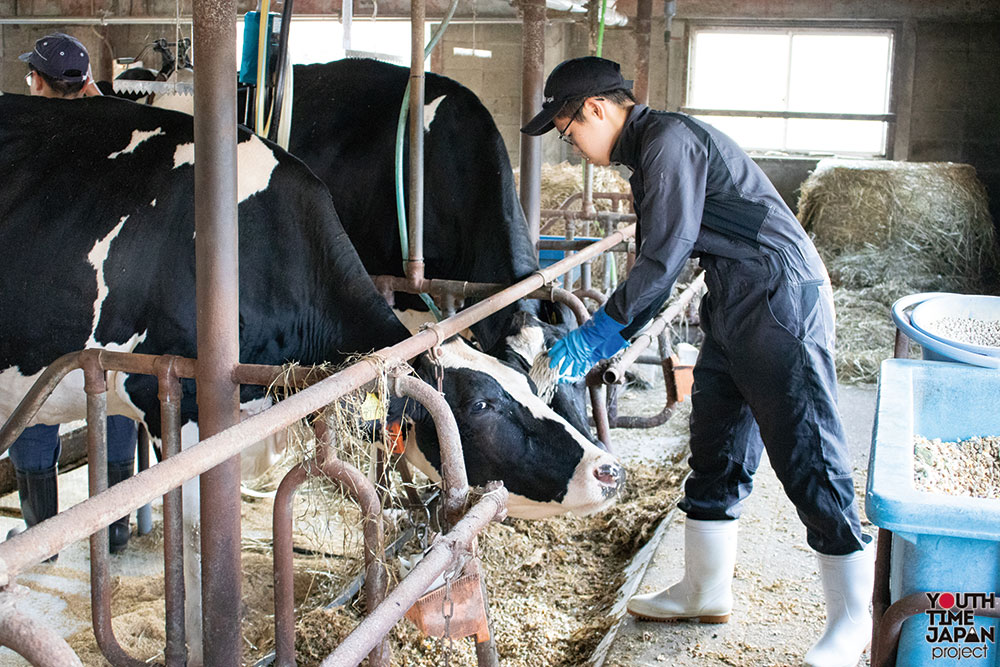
left=487, top=305, right=599, bottom=448
left=402, top=338, right=625, bottom=519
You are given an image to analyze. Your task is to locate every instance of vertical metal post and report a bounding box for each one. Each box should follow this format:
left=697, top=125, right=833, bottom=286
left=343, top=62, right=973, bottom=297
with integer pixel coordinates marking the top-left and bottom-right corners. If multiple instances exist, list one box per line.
left=342, top=0, right=353, bottom=52
left=193, top=0, right=242, bottom=661
left=84, top=364, right=146, bottom=667
left=407, top=0, right=427, bottom=285
left=519, top=0, right=545, bottom=246
left=634, top=0, right=652, bottom=105
left=156, top=358, right=187, bottom=667
left=663, top=0, right=676, bottom=107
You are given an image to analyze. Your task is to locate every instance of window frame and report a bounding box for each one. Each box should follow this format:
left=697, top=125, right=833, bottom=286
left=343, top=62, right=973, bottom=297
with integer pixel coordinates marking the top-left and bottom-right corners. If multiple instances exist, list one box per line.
left=681, top=20, right=900, bottom=158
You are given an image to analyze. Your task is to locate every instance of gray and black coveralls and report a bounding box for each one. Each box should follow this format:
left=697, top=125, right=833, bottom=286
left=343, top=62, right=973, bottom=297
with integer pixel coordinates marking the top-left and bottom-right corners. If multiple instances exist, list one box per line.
left=605, top=104, right=864, bottom=556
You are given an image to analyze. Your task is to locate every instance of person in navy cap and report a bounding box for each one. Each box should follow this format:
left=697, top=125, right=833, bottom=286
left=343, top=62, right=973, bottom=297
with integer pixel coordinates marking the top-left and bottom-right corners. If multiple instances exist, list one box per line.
left=9, top=33, right=140, bottom=559
left=20, top=32, right=101, bottom=98
left=523, top=56, right=873, bottom=667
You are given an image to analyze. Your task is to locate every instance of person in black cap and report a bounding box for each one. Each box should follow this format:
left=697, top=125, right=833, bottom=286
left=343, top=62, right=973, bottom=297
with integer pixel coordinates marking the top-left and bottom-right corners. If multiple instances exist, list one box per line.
left=20, top=32, right=101, bottom=98
left=8, top=33, right=140, bottom=558
left=523, top=56, right=873, bottom=667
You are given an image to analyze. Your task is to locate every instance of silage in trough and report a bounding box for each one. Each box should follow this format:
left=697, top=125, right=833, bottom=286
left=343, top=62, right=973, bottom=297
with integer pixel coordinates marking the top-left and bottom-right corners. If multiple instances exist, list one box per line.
left=797, top=159, right=1000, bottom=383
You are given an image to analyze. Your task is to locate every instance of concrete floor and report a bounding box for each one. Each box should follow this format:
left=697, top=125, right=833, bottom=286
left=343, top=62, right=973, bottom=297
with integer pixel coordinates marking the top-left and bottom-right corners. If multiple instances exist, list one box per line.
left=600, top=383, right=878, bottom=667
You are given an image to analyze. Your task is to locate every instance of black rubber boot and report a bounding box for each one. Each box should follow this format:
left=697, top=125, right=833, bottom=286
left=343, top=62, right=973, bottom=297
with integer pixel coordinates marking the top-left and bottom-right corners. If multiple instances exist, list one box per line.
left=8, top=467, right=59, bottom=562
left=107, top=459, right=134, bottom=554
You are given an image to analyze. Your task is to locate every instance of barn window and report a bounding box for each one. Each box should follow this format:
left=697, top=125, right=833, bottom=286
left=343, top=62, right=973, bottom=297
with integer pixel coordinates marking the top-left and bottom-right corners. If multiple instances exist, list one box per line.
left=684, top=26, right=894, bottom=156
left=236, top=19, right=431, bottom=68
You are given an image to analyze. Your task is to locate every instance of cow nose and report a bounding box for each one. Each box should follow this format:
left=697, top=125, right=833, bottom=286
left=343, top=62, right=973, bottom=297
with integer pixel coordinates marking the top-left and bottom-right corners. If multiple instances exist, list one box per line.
left=594, top=462, right=625, bottom=490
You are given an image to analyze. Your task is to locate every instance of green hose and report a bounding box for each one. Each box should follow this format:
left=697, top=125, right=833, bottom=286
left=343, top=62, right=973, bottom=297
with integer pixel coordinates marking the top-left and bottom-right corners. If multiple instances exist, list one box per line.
left=594, top=0, right=617, bottom=288
left=394, top=0, right=460, bottom=321
left=595, top=0, right=609, bottom=56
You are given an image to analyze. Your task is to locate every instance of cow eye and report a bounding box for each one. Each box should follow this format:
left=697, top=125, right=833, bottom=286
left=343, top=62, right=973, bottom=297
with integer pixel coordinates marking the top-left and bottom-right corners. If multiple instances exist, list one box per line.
left=471, top=400, right=489, bottom=412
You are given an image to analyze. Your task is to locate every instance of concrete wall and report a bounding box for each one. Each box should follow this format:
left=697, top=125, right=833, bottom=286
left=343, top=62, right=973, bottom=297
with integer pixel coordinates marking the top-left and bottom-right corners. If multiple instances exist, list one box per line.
left=906, top=21, right=1000, bottom=228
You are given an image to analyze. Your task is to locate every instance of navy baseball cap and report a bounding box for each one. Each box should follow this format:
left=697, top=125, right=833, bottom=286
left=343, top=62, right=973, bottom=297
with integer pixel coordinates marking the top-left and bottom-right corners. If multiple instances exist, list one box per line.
left=19, top=33, right=89, bottom=83
left=521, top=56, right=633, bottom=136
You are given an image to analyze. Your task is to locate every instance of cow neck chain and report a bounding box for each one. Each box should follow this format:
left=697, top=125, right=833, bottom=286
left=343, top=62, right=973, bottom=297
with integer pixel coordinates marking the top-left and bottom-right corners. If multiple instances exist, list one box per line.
left=441, top=573, right=454, bottom=666
left=439, top=549, right=468, bottom=667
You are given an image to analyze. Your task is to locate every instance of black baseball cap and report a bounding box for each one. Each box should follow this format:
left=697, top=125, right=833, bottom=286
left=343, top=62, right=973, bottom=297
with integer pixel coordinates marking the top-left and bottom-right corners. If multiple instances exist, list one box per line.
left=521, top=56, right=633, bottom=136
left=20, top=33, right=90, bottom=83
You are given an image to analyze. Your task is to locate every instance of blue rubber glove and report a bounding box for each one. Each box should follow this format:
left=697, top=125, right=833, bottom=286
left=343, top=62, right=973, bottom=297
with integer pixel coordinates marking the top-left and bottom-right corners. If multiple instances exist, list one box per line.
left=548, top=307, right=629, bottom=383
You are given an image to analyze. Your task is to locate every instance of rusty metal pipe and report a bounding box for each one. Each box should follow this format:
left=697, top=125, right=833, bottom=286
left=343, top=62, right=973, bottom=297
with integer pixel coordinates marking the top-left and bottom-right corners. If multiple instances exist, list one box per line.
left=871, top=527, right=892, bottom=667
left=272, top=463, right=309, bottom=667
left=155, top=357, right=187, bottom=667
left=605, top=332, right=679, bottom=429
left=193, top=0, right=243, bottom=656
left=0, top=585, right=84, bottom=666
left=602, top=271, right=705, bottom=385
left=873, top=591, right=929, bottom=667
left=319, top=485, right=508, bottom=667
left=518, top=0, right=545, bottom=245
left=874, top=592, right=1000, bottom=667
left=315, top=445, right=390, bottom=667
left=0, top=228, right=632, bottom=579
left=83, top=368, right=147, bottom=667
left=573, top=288, right=607, bottom=308
left=539, top=209, right=636, bottom=223
left=407, top=0, right=426, bottom=285
left=390, top=375, right=468, bottom=526
left=589, top=385, right=612, bottom=449
left=371, top=276, right=626, bottom=311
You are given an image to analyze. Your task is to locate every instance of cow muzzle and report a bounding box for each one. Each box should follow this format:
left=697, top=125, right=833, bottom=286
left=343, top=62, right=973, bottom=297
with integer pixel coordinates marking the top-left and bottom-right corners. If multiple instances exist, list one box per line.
left=594, top=461, right=626, bottom=498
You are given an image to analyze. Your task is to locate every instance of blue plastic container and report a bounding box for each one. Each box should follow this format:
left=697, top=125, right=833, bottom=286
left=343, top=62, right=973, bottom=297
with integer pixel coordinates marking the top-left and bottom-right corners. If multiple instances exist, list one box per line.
left=891, top=293, right=1000, bottom=368
left=538, top=235, right=602, bottom=284
left=867, top=359, right=1000, bottom=666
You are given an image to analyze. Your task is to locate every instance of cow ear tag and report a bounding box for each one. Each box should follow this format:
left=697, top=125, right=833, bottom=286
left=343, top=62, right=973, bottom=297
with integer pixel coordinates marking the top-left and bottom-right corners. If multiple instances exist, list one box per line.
left=359, top=391, right=387, bottom=421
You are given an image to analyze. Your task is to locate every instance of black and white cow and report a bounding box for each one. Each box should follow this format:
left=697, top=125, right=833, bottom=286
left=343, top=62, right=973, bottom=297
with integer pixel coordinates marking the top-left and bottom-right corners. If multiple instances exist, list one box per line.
left=0, top=93, right=623, bottom=518
left=285, top=59, right=597, bottom=435
left=112, top=58, right=597, bottom=441
left=0, top=94, right=623, bottom=662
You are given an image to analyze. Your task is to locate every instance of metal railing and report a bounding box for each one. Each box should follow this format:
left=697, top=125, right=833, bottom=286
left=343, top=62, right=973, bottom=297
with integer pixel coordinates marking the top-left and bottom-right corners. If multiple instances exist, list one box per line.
left=0, top=225, right=635, bottom=666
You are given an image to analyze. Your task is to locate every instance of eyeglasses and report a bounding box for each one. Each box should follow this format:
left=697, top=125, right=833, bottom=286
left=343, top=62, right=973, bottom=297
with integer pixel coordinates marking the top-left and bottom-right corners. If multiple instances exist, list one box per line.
left=24, top=71, right=34, bottom=87
left=557, top=101, right=587, bottom=146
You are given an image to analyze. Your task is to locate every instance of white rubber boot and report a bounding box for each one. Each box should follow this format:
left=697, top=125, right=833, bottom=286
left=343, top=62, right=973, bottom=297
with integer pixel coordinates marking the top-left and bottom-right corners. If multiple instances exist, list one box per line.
left=626, top=517, right=737, bottom=623
left=804, top=540, right=874, bottom=667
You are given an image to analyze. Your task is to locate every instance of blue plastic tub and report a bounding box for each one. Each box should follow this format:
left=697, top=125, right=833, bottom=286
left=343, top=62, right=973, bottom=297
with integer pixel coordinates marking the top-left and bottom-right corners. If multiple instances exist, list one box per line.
left=891, top=293, right=1000, bottom=368
left=867, top=359, right=1000, bottom=665
left=538, top=235, right=602, bottom=283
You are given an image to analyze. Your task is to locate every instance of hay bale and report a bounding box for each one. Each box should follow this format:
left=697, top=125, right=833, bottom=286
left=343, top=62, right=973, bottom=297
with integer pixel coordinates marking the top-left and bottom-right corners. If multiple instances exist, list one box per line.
left=798, top=159, right=999, bottom=290
left=537, top=160, right=632, bottom=211
left=797, top=159, right=999, bottom=384
left=514, top=161, right=632, bottom=212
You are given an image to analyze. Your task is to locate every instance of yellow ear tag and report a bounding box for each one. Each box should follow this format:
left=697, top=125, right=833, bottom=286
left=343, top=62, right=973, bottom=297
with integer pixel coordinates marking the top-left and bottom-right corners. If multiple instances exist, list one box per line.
left=360, top=392, right=387, bottom=421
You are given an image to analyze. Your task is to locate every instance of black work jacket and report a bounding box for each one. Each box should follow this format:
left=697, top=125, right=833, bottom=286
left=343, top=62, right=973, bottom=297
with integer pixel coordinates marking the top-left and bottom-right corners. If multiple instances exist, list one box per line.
left=605, top=104, right=819, bottom=334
